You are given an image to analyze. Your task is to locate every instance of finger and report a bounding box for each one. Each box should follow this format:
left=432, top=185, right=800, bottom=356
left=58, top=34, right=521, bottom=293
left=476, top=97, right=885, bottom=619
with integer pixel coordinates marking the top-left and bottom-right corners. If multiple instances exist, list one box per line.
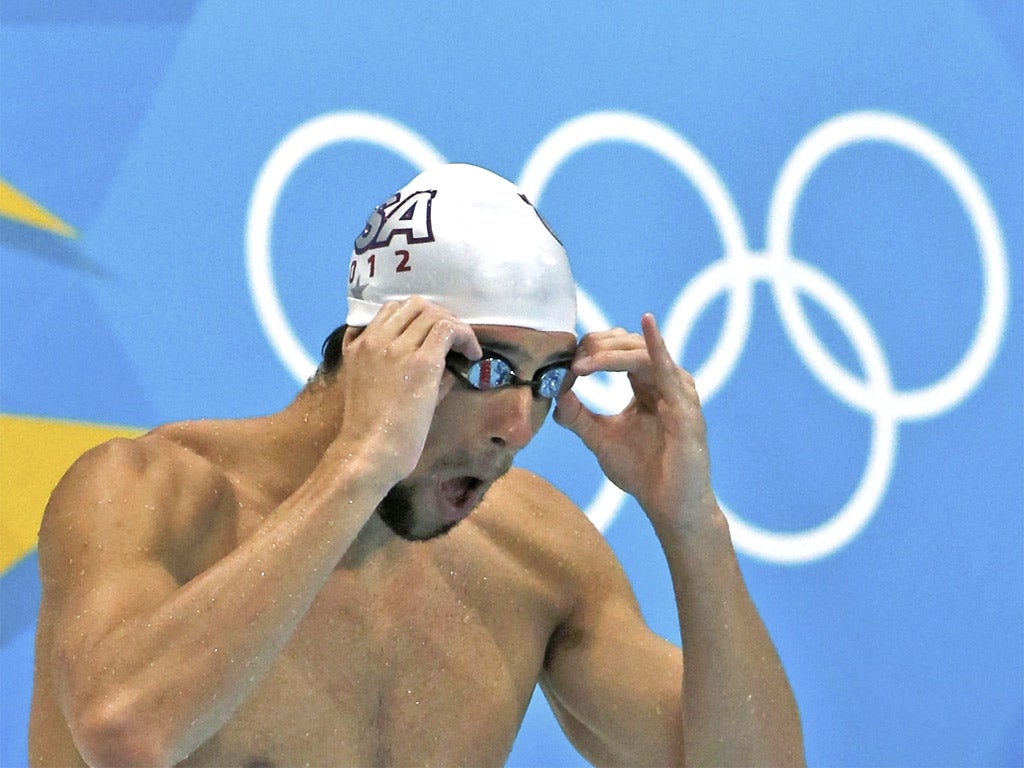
left=577, top=326, right=632, bottom=344
left=366, top=296, right=451, bottom=338
left=552, top=388, right=606, bottom=452
left=341, top=325, right=364, bottom=353
left=363, top=298, right=480, bottom=359
left=573, top=331, right=647, bottom=376
left=572, top=347, right=649, bottom=377
left=353, top=298, right=418, bottom=345
left=437, top=368, right=457, bottom=402
left=400, top=308, right=458, bottom=349
left=396, top=298, right=480, bottom=359
left=641, top=313, right=682, bottom=392
left=419, top=314, right=481, bottom=361
left=445, top=320, right=482, bottom=360
left=576, top=328, right=642, bottom=354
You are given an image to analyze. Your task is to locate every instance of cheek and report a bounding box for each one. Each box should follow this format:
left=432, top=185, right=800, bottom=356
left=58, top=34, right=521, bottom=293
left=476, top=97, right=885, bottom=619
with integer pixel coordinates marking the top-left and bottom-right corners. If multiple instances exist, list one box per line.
left=421, top=390, right=478, bottom=443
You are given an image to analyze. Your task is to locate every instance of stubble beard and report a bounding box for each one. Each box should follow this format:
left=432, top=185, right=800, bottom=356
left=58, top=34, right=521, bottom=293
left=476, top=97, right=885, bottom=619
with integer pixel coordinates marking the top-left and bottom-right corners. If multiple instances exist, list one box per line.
left=376, top=481, right=459, bottom=543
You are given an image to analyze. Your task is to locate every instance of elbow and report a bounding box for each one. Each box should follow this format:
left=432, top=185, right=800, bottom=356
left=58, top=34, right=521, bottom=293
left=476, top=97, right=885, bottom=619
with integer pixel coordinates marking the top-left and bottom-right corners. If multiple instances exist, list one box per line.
left=70, top=692, right=176, bottom=768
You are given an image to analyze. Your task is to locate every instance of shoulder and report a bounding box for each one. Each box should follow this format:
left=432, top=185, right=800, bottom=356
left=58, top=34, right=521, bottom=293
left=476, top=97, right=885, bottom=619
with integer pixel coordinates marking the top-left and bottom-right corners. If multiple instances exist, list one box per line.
left=39, top=423, right=236, bottom=582
left=475, top=467, right=628, bottom=591
left=482, top=467, right=595, bottom=541
left=46, top=423, right=230, bottom=514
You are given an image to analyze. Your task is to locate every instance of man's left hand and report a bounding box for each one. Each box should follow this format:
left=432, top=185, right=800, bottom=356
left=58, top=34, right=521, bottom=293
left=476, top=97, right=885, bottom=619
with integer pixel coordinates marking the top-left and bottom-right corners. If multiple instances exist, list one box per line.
left=553, top=313, right=717, bottom=530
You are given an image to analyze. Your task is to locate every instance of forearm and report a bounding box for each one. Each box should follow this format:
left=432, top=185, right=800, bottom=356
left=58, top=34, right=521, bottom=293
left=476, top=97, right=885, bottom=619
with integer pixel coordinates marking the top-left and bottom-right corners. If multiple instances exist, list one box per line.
left=655, top=505, right=805, bottom=768
left=62, top=451, right=386, bottom=766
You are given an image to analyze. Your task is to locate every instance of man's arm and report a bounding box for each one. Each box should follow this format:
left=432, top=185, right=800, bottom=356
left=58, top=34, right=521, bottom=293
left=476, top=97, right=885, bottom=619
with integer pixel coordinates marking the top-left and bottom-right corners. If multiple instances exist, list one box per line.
left=38, top=299, right=481, bottom=767
left=536, top=497, right=685, bottom=767
left=39, top=434, right=387, bottom=767
left=549, top=314, right=805, bottom=767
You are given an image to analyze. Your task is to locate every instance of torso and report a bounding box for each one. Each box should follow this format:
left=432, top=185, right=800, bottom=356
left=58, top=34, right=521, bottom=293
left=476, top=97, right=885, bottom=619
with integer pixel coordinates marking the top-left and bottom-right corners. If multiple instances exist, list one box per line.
left=30, top=420, right=590, bottom=767
left=184, top=494, right=573, bottom=768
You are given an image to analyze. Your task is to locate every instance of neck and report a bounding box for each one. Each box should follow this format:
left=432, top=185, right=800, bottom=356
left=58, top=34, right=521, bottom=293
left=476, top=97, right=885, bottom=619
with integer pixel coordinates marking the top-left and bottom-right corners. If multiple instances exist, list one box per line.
left=255, top=377, right=415, bottom=561
left=240, top=377, right=345, bottom=501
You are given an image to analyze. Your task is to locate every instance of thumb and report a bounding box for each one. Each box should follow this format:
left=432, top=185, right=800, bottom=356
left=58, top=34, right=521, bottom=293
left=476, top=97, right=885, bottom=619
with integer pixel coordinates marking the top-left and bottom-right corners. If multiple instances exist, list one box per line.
left=553, top=389, right=603, bottom=449
left=437, top=369, right=456, bottom=403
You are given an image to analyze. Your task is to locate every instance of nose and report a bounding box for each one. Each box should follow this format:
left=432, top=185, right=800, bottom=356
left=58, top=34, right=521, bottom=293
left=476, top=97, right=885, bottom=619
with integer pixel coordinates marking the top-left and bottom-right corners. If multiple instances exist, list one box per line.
left=488, top=385, right=542, bottom=452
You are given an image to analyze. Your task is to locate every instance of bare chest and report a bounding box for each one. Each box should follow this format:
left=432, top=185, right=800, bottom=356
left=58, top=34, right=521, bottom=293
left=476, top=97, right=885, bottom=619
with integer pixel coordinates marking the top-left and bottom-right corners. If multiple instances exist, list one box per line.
left=183, top=542, right=568, bottom=767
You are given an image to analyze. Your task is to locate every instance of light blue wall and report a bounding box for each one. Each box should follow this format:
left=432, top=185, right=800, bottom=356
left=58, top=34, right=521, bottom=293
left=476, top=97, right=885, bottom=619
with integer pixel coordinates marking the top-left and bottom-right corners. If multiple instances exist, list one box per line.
left=2, top=2, right=1021, bottom=765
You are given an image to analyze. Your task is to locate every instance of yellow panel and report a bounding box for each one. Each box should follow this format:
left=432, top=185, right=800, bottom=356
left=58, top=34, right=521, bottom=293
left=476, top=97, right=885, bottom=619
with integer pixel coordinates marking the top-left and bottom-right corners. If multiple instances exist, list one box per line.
left=0, top=179, right=78, bottom=238
left=0, top=415, right=144, bottom=572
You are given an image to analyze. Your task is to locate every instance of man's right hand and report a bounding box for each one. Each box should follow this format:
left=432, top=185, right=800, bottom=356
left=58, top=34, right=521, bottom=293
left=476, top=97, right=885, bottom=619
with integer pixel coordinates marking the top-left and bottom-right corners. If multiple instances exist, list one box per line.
left=333, top=297, right=481, bottom=491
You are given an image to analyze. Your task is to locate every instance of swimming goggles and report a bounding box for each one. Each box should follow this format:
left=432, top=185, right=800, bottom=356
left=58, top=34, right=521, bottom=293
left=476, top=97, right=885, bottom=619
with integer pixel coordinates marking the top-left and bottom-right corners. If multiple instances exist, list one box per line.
left=445, top=352, right=574, bottom=399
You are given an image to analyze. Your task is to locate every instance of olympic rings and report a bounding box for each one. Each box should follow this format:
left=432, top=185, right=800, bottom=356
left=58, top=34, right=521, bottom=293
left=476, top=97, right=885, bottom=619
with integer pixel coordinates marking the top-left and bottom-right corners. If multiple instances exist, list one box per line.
left=246, top=113, right=446, bottom=380
left=245, top=109, right=1009, bottom=564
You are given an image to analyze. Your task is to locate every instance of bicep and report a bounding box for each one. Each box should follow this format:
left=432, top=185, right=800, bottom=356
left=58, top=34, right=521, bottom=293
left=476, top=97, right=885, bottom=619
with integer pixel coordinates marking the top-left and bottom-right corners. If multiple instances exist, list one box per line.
left=541, top=569, right=684, bottom=766
left=38, top=442, right=190, bottom=692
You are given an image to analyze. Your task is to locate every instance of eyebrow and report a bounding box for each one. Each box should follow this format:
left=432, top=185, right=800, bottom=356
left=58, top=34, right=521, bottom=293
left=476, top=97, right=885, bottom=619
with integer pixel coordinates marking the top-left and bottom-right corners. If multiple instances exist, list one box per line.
left=475, top=338, right=577, bottom=368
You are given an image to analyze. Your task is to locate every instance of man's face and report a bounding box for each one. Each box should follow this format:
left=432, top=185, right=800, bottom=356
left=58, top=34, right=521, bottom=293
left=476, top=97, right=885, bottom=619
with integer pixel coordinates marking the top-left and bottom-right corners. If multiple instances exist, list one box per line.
left=377, top=324, right=578, bottom=542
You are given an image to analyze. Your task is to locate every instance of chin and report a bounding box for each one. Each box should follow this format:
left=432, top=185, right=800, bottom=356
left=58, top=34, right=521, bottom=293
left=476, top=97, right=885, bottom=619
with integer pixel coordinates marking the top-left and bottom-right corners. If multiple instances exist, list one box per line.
left=376, top=483, right=465, bottom=542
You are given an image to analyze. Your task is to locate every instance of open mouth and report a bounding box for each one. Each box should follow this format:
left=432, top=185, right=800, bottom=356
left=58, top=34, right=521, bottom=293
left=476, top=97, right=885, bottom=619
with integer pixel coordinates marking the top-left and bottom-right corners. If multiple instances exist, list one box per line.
left=436, top=475, right=485, bottom=521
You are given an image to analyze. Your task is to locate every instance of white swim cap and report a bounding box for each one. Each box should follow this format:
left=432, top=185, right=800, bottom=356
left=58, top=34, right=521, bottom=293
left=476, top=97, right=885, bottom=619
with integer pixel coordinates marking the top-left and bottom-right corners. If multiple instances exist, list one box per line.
left=346, top=163, right=577, bottom=334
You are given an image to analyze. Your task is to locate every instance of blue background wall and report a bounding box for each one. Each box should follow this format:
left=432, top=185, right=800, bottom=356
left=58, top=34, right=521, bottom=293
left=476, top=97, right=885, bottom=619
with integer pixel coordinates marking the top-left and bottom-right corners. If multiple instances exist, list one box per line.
left=2, top=2, right=1021, bottom=765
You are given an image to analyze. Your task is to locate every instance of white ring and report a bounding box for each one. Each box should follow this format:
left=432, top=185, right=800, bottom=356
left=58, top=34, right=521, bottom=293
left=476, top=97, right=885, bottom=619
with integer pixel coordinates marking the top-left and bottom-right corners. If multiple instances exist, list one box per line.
left=245, top=112, right=446, bottom=382
left=520, top=110, right=755, bottom=404
left=722, top=257, right=898, bottom=563
left=245, top=109, right=1009, bottom=564
left=518, top=111, right=756, bottom=532
left=766, top=110, right=1010, bottom=421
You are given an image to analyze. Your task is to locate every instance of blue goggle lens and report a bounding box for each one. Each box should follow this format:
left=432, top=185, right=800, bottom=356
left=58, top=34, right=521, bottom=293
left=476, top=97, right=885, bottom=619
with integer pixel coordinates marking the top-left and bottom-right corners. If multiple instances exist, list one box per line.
left=452, top=355, right=572, bottom=399
left=535, top=365, right=570, bottom=398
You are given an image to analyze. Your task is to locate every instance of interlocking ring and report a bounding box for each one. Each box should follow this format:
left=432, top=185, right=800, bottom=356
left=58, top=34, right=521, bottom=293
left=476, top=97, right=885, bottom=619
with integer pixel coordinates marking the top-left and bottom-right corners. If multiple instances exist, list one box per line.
left=246, top=109, right=1009, bottom=564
